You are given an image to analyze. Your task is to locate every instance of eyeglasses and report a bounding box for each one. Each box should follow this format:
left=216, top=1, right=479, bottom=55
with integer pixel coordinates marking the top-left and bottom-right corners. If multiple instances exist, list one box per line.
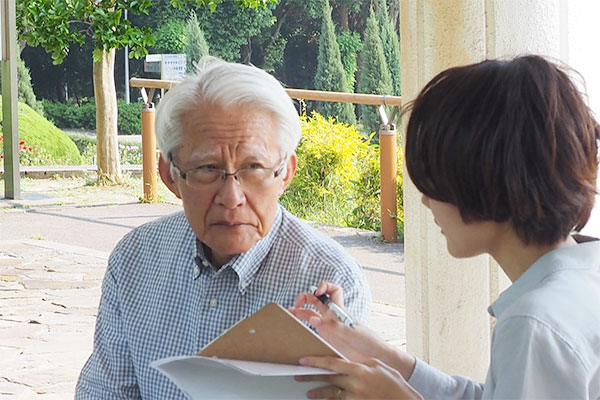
left=169, top=153, right=287, bottom=189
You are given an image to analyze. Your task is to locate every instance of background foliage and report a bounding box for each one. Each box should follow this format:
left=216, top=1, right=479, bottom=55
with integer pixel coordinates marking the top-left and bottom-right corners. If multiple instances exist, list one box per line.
left=280, top=111, right=403, bottom=236
left=0, top=101, right=81, bottom=166
left=42, top=100, right=142, bottom=135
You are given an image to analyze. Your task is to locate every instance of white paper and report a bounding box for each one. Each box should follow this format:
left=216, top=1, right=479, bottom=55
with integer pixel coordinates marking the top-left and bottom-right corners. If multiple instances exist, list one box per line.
left=151, top=355, right=336, bottom=399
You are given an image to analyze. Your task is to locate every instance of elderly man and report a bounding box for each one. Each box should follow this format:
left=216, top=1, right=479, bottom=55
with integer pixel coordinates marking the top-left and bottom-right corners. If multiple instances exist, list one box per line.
left=75, top=57, right=371, bottom=398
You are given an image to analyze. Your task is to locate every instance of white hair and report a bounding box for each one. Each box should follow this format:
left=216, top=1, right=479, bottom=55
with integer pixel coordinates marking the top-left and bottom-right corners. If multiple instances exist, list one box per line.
left=155, top=56, right=302, bottom=160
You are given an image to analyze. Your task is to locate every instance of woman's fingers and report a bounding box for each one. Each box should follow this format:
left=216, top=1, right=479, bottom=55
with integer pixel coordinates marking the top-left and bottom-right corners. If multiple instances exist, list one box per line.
left=288, top=308, right=324, bottom=327
left=314, top=282, right=345, bottom=309
left=299, top=356, right=357, bottom=376
left=305, top=384, right=344, bottom=400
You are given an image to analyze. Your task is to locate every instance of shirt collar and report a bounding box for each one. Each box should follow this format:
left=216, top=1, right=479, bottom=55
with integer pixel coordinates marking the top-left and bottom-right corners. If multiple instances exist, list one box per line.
left=194, top=206, right=284, bottom=294
left=488, top=237, right=600, bottom=318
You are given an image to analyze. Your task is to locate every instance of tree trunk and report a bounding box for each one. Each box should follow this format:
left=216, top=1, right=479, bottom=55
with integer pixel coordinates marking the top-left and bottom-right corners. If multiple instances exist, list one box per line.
left=93, top=48, right=121, bottom=184
left=339, top=3, right=349, bottom=32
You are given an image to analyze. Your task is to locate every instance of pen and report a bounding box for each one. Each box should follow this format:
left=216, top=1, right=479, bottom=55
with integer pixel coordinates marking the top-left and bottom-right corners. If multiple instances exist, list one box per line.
left=309, top=285, right=355, bottom=328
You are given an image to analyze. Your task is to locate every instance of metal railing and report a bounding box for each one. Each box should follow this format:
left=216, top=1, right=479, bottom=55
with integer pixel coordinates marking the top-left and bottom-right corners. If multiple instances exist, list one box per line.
left=130, top=77, right=402, bottom=242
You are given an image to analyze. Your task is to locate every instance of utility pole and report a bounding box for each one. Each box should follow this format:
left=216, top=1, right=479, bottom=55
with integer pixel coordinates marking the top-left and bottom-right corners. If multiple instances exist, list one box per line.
left=124, top=9, right=130, bottom=104
left=1, top=0, right=20, bottom=199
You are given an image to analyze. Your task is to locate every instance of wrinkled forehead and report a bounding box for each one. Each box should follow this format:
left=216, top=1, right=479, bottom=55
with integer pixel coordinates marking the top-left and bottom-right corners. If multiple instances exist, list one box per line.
left=187, top=141, right=279, bottom=162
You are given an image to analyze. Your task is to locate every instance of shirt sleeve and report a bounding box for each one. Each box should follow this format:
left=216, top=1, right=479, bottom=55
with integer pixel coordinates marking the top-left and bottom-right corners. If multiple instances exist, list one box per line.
left=408, top=358, right=484, bottom=399
left=337, top=261, right=372, bottom=324
left=488, top=315, right=590, bottom=399
left=75, top=246, right=141, bottom=399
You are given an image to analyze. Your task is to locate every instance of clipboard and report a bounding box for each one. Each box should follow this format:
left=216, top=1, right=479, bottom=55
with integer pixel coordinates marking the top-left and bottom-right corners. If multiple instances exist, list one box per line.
left=198, top=302, right=345, bottom=365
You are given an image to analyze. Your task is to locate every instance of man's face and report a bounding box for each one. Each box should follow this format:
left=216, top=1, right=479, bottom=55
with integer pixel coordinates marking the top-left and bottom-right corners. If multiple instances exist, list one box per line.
left=159, top=103, right=296, bottom=266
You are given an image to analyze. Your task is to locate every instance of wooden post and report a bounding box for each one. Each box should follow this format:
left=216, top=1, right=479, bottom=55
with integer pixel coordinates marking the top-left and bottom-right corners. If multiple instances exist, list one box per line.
left=380, top=123, right=397, bottom=242
left=1, top=0, right=19, bottom=199
left=141, top=103, right=158, bottom=202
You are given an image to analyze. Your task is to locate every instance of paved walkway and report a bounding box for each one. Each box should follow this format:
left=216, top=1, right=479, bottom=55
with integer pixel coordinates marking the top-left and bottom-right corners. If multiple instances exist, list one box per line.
left=0, top=198, right=405, bottom=399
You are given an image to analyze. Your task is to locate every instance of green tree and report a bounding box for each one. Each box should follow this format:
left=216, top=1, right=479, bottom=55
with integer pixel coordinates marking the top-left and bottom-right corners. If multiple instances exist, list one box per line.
left=0, top=57, right=44, bottom=115
left=185, top=11, right=210, bottom=72
left=16, top=58, right=44, bottom=115
left=17, top=0, right=154, bottom=184
left=153, top=20, right=187, bottom=54
left=314, top=0, right=355, bottom=124
left=196, top=1, right=276, bottom=62
left=336, top=30, right=361, bottom=92
left=376, top=0, right=401, bottom=96
left=358, top=8, right=392, bottom=135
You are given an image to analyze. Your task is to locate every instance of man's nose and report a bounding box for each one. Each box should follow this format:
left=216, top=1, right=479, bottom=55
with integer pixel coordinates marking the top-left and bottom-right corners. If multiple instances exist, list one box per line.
left=214, top=175, right=246, bottom=208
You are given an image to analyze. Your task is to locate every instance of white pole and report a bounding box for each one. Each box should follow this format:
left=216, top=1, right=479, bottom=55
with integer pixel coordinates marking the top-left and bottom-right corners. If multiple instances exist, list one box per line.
left=124, top=9, right=130, bottom=104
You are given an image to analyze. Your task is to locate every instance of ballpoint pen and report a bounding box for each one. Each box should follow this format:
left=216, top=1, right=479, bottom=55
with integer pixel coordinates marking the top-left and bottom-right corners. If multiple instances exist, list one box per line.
left=310, top=285, right=355, bottom=328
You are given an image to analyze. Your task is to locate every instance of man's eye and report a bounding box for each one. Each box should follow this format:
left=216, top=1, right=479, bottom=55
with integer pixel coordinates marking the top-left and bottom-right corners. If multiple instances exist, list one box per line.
left=199, top=165, right=219, bottom=171
left=247, top=163, right=262, bottom=169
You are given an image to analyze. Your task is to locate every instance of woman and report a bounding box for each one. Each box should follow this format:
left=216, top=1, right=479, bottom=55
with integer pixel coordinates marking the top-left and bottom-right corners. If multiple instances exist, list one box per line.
left=290, top=55, right=600, bottom=399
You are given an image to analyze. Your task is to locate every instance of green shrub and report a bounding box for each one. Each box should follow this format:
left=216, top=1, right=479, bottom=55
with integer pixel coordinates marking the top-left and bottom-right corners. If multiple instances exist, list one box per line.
left=280, top=111, right=403, bottom=236
left=117, top=100, right=142, bottom=135
left=0, top=100, right=81, bottom=166
left=43, top=99, right=142, bottom=135
left=42, top=99, right=95, bottom=130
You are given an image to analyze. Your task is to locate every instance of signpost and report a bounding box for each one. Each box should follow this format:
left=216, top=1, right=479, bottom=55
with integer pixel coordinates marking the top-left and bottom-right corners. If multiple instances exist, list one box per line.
left=144, top=54, right=186, bottom=81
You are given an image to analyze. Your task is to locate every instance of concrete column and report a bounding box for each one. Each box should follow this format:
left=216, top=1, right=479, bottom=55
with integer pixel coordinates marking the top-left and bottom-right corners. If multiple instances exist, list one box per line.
left=401, top=0, right=600, bottom=382
left=401, top=0, right=491, bottom=381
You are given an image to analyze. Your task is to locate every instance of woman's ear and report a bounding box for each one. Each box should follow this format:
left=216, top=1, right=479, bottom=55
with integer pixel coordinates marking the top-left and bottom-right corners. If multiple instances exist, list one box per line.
left=158, top=154, right=182, bottom=199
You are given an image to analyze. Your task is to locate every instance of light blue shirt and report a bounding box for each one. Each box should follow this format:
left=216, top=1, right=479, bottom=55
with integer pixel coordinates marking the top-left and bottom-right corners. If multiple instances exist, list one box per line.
left=409, top=236, right=600, bottom=399
left=76, top=205, right=371, bottom=399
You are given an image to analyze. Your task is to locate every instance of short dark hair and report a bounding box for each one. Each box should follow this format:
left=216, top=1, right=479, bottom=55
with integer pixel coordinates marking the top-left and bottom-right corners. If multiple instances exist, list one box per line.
left=405, top=55, right=600, bottom=245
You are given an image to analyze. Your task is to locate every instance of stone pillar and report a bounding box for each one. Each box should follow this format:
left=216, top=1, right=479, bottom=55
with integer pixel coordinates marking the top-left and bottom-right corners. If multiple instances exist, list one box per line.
left=400, top=1, right=491, bottom=381
left=401, top=0, right=600, bottom=382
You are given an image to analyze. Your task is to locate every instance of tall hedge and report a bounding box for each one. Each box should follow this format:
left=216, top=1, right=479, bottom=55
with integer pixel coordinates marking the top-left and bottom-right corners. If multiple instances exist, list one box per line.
left=359, top=9, right=393, bottom=135
left=377, top=0, right=402, bottom=96
left=314, top=0, right=356, bottom=125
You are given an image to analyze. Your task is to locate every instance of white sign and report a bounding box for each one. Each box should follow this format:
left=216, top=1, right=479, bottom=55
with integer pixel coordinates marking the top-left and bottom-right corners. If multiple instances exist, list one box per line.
left=161, top=54, right=186, bottom=81
left=145, top=54, right=162, bottom=62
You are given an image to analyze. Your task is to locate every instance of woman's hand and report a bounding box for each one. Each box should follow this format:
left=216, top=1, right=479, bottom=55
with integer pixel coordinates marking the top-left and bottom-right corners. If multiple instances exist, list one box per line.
left=289, top=282, right=386, bottom=363
left=295, top=356, right=422, bottom=400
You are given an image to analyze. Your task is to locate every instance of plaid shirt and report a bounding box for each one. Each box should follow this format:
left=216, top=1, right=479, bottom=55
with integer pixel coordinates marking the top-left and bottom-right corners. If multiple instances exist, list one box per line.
left=76, top=205, right=371, bottom=399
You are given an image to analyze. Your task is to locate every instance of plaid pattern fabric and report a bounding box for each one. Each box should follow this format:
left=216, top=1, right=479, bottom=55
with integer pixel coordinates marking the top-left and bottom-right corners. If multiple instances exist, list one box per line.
left=75, top=205, right=371, bottom=399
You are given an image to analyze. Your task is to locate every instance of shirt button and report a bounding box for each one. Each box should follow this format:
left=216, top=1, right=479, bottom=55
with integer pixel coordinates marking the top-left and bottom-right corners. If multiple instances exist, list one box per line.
left=193, top=266, right=200, bottom=276
left=202, top=260, right=210, bottom=267
left=209, top=298, right=218, bottom=308
left=240, top=280, right=248, bottom=289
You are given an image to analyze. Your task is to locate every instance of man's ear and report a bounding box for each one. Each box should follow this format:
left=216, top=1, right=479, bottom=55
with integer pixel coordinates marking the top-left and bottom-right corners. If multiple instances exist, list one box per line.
left=158, top=154, right=182, bottom=199
left=278, top=153, right=297, bottom=197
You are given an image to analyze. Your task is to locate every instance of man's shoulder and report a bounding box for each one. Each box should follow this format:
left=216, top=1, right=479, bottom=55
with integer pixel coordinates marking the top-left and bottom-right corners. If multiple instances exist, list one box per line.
left=276, top=207, right=356, bottom=264
left=114, top=210, right=192, bottom=253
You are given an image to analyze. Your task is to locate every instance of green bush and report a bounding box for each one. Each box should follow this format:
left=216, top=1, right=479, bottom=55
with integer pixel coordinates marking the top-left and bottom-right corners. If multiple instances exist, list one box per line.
left=117, top=100, right=142, bottom=135
left=42, top=100, right=96, bottom=130
left=42, top=99, right=142, bottom=135
left=280, top=111, right=403, bottom=236
left=0, top=100, right=81, bottom=166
